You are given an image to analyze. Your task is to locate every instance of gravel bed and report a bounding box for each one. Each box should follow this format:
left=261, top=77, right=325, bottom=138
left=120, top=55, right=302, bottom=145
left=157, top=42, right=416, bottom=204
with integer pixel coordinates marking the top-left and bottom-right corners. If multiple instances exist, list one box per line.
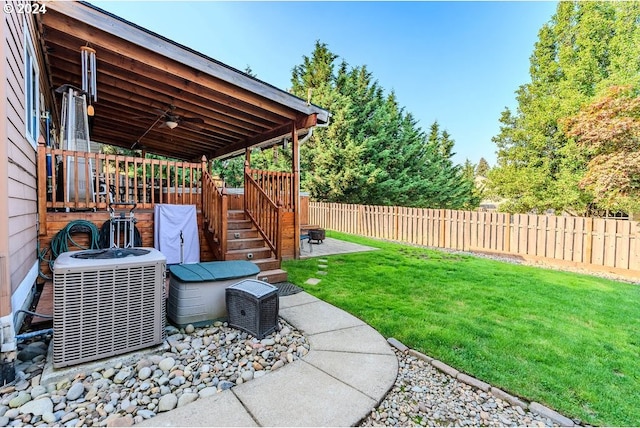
left=359, top=348, right=561, bottom=427
left=0, top=319, right=308, bottom=427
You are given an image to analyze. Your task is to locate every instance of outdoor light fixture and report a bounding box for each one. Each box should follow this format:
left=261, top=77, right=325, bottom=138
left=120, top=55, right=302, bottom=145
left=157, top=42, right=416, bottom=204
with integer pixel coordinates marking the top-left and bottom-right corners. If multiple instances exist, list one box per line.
left=165, top=120, right=178, bottom=129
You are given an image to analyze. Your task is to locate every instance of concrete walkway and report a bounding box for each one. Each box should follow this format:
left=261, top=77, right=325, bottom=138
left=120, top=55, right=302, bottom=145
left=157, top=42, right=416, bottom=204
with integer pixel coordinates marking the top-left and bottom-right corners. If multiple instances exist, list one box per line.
left=140, top=292, right=398, bottom=427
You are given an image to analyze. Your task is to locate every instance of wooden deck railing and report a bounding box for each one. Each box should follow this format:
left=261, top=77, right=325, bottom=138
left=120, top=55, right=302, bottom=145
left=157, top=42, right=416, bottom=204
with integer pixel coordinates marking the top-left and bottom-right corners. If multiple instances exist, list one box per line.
left=246, top=168, right=294, bottom=211
left=244, top=169, right=282, bottom=260
left=37, top=143, right=204, bottom=212
left=201, top=169, right=228, bottom=260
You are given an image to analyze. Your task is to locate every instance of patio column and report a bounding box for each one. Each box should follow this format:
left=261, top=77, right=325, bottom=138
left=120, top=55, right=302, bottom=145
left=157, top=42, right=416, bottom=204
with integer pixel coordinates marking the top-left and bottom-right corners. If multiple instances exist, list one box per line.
left=292, top=122, right=300, bottom=259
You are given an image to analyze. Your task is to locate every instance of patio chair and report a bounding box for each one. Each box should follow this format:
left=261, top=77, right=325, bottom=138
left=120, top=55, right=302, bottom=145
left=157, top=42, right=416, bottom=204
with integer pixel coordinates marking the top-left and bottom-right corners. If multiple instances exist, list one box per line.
left=300, top=232, right=312, bottom=253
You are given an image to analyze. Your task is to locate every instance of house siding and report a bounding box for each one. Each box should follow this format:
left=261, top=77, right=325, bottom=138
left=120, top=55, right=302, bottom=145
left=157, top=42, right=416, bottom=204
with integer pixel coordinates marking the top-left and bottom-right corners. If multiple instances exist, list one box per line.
left=2, top=8, right=39, bottom=308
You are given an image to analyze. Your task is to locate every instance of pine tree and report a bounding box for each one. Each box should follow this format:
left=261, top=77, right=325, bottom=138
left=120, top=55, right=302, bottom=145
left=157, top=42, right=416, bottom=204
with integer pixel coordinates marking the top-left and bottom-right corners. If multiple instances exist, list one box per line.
left=475, top=158, right=490, bottom=177
left=289, top=41, right=478, bottom=209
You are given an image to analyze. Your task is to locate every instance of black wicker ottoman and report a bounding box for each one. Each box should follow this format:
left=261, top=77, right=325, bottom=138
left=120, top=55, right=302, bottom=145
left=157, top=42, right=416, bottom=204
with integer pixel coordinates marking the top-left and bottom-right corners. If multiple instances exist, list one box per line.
left=226, top=279, right=279, bottom=339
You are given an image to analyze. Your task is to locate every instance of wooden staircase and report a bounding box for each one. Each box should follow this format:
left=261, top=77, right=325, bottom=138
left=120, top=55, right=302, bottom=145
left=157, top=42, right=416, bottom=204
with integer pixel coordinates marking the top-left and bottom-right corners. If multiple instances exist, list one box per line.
left=225, top=210, right=288, bottom=283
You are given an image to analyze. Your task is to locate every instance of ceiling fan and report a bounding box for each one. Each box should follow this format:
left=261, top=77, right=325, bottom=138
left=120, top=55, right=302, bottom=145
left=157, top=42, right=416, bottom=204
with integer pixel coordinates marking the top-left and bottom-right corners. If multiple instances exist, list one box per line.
left=153, top=105, right=205, bottom=129
left=132, top=104, right=204, bottom=149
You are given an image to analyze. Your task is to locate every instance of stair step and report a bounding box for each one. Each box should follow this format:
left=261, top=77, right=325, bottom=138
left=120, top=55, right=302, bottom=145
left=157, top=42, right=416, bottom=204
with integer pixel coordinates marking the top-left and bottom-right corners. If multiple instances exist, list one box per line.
left=257, top=269, right=288, bottom=284
left=227, top=238, right=266, bottom=251
left=228, top=210, right=246, bottom=220
left=251, top=257, right=281, bottom=271
left=227, top=228, right=259, bottom=240
left=226, top=247, right=272, bottom=261
left=227, top=219, right=253, bottom=230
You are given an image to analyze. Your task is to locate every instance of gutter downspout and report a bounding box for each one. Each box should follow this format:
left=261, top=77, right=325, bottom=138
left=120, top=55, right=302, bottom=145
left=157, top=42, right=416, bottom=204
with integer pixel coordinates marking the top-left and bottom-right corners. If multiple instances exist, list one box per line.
left=294, top=116, right=330, bottom=258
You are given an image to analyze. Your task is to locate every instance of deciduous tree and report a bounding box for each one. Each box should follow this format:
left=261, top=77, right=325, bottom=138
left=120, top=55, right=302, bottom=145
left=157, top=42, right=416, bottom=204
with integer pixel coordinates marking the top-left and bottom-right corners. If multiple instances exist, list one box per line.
left=563, top=85, right=640, bottom=212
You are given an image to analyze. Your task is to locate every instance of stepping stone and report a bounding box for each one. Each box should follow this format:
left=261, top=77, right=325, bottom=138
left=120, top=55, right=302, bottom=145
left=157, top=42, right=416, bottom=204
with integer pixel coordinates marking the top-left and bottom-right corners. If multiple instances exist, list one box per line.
left=305, top=278, right=321, bottom=285
left=319, top=259, right=328, bottom=263
left=316, top=271, right=328, bottom=276
left=318, top=264, right=328, bottom=269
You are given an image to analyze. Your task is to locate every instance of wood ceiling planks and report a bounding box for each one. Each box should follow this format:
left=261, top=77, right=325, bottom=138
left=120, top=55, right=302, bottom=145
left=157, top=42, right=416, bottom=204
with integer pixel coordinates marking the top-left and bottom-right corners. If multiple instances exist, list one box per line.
left=37, top=3, right=328, bottom=161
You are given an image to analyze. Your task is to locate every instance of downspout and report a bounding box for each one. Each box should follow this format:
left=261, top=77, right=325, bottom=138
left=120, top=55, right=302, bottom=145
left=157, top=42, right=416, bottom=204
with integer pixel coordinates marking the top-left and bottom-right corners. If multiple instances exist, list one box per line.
left=295, top=116, right=330, bottom=258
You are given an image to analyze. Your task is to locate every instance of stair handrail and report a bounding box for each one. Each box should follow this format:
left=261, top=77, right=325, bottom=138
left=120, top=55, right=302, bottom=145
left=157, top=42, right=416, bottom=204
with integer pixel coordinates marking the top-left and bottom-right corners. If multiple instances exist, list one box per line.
left=244, top=170, right=282, bottom=261
left=202, top=169, right=227, bottom=259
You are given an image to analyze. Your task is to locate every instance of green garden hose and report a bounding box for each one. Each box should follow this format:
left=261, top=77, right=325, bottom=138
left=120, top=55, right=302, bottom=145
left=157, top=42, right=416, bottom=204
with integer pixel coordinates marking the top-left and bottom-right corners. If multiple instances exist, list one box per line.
left=42, top=220, right=101, bottom=275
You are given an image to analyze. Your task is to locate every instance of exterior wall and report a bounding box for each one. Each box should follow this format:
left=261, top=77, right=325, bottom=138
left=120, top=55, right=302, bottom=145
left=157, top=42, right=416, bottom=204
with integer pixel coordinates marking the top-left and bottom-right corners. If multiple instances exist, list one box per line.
left=1, top=9, right=41, bottom=331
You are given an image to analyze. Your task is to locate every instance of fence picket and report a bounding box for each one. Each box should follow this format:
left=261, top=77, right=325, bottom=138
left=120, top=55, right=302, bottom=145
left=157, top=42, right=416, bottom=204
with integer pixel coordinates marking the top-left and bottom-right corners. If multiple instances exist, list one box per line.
left=308, top=202, right=639, bottom=276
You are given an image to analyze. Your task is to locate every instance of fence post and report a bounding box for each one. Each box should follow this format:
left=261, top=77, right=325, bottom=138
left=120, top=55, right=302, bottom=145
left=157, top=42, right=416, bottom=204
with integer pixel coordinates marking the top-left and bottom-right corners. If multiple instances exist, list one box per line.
left=439, top=209, right=446, bottom=248
left=394, top=206, right=399, bottom=241
left=505, top=213, right=511, bottom=253
left=585, top=216, right=594, bottom=265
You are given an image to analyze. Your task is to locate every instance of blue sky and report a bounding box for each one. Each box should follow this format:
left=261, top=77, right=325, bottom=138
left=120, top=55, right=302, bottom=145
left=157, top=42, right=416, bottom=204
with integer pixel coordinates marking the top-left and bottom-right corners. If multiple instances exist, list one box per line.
left=91, top=1, right=558, bottom=166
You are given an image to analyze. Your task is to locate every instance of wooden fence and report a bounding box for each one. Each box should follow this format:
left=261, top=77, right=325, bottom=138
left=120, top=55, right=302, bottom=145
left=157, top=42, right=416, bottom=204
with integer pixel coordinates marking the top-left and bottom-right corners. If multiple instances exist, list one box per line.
left=309, top=202, right=640, bottom=276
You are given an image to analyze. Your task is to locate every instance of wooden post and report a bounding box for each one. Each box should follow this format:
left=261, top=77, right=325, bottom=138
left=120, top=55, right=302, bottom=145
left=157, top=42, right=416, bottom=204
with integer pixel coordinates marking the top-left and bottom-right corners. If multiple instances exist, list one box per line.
left=221, top=188, right=228, bottom=260
left=439, top=209, right=447, bottom=248
left=276, top=202, right=283, bottom=261
left=37, top=137, right=47, bottom=237
left=505, top=213, right=512, bottom=253
left=243, top=158, right=250, bottom=213
left=394, top=206, right=399, bottom=241
left=585, top=216, right=594, bottom=265
left=292, top=122, right=301, bottom=259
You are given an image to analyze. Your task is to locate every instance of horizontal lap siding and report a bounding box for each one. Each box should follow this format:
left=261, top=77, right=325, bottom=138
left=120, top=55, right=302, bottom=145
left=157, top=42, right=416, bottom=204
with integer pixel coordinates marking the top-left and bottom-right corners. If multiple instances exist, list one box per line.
left=309, top=202, right=640, bottom=278
left=5, top=10, right=38, bottom=294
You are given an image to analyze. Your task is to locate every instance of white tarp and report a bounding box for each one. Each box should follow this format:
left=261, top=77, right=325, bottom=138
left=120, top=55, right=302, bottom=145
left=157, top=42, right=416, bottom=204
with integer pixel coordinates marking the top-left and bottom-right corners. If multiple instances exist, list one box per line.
left=154, top=204, right=200, bottom=264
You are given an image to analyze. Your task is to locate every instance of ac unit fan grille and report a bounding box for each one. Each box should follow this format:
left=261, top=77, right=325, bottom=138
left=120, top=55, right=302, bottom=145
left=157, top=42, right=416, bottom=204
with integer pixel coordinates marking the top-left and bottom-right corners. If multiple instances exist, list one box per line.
left=53, top=260, right=165, bottom=368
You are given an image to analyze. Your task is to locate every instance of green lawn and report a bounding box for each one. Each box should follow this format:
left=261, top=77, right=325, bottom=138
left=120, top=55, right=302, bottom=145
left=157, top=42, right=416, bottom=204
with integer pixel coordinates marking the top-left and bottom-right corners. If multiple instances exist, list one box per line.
left=282, top=231, right=640, bottom=426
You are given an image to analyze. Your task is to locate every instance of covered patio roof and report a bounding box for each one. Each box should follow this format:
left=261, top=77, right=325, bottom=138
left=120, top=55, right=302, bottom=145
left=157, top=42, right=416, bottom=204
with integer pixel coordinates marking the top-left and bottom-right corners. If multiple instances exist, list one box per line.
left=37, top=1, right=329, bottom=161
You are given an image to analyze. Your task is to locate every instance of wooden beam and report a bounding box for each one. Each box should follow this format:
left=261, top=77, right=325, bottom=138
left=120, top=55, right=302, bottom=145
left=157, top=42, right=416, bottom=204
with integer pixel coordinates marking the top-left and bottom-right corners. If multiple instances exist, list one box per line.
left=42, top=2, right=330, bottom=124
left=44, top=37, right=282, bottom=129
left=40, top=9, right=306, bottom=121
left=209, top=114, right=317, bottom=160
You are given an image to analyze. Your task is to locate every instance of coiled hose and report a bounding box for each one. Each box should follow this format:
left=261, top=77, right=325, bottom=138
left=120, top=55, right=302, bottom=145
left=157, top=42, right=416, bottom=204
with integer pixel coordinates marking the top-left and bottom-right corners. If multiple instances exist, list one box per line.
left=39, top=220, right=101, bottom=278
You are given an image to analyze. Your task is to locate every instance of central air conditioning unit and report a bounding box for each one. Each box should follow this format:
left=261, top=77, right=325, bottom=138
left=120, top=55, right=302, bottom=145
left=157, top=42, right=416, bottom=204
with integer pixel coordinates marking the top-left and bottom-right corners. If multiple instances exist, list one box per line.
left=52, top=248, right=166, bottom=368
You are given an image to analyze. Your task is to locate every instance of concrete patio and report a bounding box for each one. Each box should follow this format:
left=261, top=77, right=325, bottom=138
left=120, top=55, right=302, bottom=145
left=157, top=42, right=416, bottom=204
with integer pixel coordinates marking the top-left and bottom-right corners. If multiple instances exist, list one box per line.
left=299, top=236, right=378, bottom=258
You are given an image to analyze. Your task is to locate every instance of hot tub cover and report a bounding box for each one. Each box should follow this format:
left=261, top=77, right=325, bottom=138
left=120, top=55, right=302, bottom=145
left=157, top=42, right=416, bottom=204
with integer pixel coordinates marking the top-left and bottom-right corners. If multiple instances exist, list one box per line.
left=169, top=261, right=260, bottom=282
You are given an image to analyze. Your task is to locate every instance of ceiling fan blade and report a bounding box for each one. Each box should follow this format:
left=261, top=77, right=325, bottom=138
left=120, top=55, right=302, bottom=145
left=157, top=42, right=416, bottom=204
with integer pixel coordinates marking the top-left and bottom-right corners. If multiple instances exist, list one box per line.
left=181, top=117, right=205, bottom=123
left=180, top=121, right=202, bottom=130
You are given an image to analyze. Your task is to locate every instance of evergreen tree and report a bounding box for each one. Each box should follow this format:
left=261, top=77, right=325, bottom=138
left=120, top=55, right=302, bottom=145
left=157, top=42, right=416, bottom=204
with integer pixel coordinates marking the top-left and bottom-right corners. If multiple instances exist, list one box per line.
left=290, top=42, right=478, bottom=209
left=475, top=157, right=490, bottom=177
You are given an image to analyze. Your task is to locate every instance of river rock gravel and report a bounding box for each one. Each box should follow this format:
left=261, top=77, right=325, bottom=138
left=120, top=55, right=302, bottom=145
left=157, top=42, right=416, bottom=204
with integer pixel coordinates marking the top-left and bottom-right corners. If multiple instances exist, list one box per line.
left=359, top=348, right=560, bottom=427
left=3, top=317, right=576, bottom=427
left=0, top=319, right=308, bottom=427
